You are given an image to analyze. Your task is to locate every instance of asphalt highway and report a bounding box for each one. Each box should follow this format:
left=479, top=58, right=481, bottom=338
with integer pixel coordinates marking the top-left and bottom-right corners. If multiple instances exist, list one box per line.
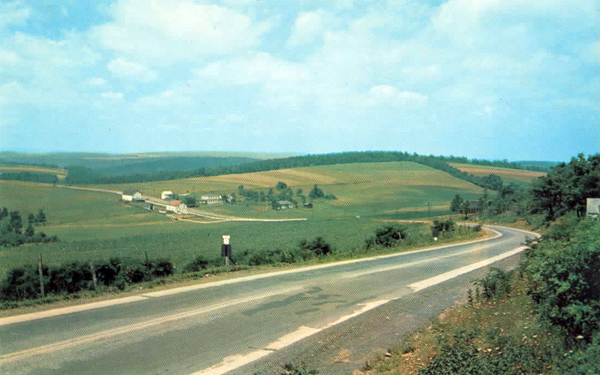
left=0, top=226, right=536, bottom=375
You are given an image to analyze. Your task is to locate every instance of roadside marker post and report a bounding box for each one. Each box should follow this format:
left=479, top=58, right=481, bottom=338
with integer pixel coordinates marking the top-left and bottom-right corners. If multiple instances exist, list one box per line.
left=222, top=235, right=232, bottom=270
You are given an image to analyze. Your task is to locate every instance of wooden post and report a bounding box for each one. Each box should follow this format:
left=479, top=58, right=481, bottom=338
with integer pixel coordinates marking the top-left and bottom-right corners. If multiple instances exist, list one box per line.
left=90, top=263, right=98, bottom=291
left=37, top=253, right=45, bottom=298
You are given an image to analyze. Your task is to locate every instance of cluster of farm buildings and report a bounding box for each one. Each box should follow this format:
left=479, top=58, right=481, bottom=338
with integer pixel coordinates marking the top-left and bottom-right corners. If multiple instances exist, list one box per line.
left=120, top=190, right=226, bottom=214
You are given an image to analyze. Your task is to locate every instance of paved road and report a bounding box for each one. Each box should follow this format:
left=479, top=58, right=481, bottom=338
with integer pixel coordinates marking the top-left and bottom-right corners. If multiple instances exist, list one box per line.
left=0, top=226, right=537, bottom=375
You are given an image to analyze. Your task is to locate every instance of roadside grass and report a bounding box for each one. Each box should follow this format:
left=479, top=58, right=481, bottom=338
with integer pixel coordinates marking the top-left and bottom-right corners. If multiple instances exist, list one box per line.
left=0, top=226, right=484, bottom=313
left=449, top=163, right=546, bottom=184
left=361, top=274, right=565, bottom=375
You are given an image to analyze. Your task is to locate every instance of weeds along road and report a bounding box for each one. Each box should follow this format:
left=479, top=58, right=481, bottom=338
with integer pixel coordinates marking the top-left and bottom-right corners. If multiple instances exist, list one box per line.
left=0, top=226, right=537, bottom=375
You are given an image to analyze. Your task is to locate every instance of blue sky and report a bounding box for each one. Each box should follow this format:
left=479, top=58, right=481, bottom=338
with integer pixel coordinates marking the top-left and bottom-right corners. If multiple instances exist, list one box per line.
left=0, top=0, right=598, bottom=161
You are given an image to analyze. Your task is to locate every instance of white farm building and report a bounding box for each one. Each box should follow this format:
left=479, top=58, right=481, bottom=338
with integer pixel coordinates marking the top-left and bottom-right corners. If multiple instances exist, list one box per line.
left=200, top=195, right=222, bottom=205
left=122, top=190, right=143, bottom=202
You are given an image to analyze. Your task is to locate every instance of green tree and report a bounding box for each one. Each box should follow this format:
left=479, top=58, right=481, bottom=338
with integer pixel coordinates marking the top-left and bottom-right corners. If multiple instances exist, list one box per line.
left=461, top=200, right=471, bottom=217
left=24, top=224, right=35, bottom=237
left=182, top=196, right=197, bottom=207
left=35, top=209, right=46, bottom=226
left=450, top=194, right=464, bottom=213
left=309, top=184, right=324, bottom=199
left=276, top=181, right=288, bottom=190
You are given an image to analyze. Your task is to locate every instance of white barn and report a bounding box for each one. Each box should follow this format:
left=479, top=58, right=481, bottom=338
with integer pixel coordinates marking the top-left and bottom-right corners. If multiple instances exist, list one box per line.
left=161, top=191, right=174, bottom=200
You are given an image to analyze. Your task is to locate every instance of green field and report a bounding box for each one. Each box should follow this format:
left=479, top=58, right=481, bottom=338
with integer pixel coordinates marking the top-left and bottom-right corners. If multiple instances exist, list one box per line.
left=0, top=161, right=486, bottom=279
left=449, top=163, right=546, bottom=184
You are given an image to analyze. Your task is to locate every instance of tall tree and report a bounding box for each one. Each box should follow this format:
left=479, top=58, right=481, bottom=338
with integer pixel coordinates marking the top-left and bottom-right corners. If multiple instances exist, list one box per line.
left=450, top=194, right=464, bottom=213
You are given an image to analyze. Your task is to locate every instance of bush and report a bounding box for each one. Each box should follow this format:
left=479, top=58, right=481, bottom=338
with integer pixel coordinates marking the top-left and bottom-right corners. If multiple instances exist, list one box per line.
left=95, top=258, right=121, bottom=286
left=366, top=224, right=408, bottom=249
left=183, top=256, right=210, bottom=273
left=524, top=221, right=600, bottom=340
left=0, top=266, right=42, bottom=300
left=298, top=237, right=332, bottom=258
left=473, top=268, right=512, bottom=301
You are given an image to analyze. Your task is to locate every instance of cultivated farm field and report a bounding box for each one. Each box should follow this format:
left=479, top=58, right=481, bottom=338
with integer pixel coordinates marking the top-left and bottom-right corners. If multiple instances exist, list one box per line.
left=0, top=161, right=486, bottom=279
left=450, top=163, right=546, bottom=184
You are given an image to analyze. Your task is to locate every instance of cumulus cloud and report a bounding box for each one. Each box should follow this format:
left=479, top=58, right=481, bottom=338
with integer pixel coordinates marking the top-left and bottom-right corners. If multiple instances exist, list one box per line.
left=87, top=77, right=106, bottom=86
left=101, top=92, right=124, bottom=100
left=0, top=1, right=31, bottom=28
left=137, top=89, right=191, bottom=107
left=107, top=58, right=158, bottom=82
left=366, top=85, right=428, bottom=106
left=0, top=48, right=20, bottom=64
left=287, top=10, right=331, bottom=47
left=195, top=53, right=309, bottom=84
left=91, top=0, right=272, bottom=63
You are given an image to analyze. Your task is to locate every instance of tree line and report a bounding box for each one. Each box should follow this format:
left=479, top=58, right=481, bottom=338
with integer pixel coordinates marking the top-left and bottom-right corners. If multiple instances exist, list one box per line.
left=0, top=171, right=59, bottom=184
left=62, top=151, right=521, bottom=192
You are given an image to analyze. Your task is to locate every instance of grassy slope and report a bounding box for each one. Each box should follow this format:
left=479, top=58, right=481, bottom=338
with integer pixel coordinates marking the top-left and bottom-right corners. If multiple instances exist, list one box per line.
left=450, top=163, right=546, bottom=184
left=0, top=162, right=485, bottom=278
left=91, top=162, right=484, bottom=219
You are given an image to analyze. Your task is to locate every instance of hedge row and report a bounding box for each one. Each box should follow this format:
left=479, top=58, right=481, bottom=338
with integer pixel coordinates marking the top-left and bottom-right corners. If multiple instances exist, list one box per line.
left=1, top=257, right=173, bottom=301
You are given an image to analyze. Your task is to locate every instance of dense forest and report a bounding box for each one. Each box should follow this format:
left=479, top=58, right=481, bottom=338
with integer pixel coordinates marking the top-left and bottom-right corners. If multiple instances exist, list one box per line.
left=63, top=151, right=526, bottom=191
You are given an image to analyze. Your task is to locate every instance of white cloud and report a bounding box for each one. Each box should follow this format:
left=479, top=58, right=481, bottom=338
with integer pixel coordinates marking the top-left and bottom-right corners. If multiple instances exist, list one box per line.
left=107, top=58, right=157, bottom=82
left=217, top=114, right=247, bottom=124
left=0, top=1, right=31, bottom=28
left=0, top=48, right=20, bottom=64
left=92, top=0, right=271, bottom=63
left=87, top=78, right=107, bottom=86
left=195, top=53, right=309, bottom=85
left=137, top=89, right=191, bottom=107
left=366, top=85, right=428, bottom=106
left=101, top=92, right=124, bottom=100
left=287, top=10, right=331, bottom=47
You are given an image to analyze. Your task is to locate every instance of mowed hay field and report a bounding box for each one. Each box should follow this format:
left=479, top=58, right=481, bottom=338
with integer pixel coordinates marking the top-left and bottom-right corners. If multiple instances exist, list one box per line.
left=0, top=162, right=485, bottom=278
left=450, top=163, right=546, bottom=184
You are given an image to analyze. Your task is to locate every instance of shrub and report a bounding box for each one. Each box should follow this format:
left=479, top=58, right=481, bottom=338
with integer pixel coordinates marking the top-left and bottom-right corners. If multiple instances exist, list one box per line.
left=472, top=268, right=512, bottom=301
left=151, top=259, right=174, bottom=278
left=95, top=258, right=121, bottom=286
left=298, top=237, right=332, bottom=258
left=183, top=256, right=210, bottom=273
left=366, top=224, right=408, bottom=249
left=524, top=220, right=600, bottom=340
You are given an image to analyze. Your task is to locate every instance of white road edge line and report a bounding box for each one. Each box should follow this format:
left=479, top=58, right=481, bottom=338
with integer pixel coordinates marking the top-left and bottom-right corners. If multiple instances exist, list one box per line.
left=0, top=227, right=503, bottom=327
left=190, top=226, right=540, bottom=375
left=190, top=300, right=390, bottom=375
left=0, top=287, right=303, bottom=365
left=408, top=246, right=528, bottom=292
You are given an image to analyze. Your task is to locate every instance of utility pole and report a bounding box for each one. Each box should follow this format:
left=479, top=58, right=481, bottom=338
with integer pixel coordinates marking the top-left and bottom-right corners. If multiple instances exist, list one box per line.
left=37, top=253, right=45, bottom=298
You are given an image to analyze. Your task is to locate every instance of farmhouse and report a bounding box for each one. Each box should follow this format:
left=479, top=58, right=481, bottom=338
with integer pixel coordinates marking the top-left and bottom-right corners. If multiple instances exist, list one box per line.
left=587, top=198, right=600, bottom=218
left=161, top=191, right=174, bottom=200
left=165, top=200, right=188, bottom=214
left=200, top=195, right=222, bottom=205
left=122, top=190, right=144, bottom=202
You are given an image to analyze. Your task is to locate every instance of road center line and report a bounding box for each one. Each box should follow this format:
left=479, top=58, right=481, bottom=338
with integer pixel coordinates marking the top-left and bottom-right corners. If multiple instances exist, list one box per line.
left=0, top=286, right=303, bottom=365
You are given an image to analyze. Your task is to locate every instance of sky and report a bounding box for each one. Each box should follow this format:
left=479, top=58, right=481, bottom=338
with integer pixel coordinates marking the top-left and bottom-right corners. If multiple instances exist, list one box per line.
left=0, top=0, right=598, bottom=161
